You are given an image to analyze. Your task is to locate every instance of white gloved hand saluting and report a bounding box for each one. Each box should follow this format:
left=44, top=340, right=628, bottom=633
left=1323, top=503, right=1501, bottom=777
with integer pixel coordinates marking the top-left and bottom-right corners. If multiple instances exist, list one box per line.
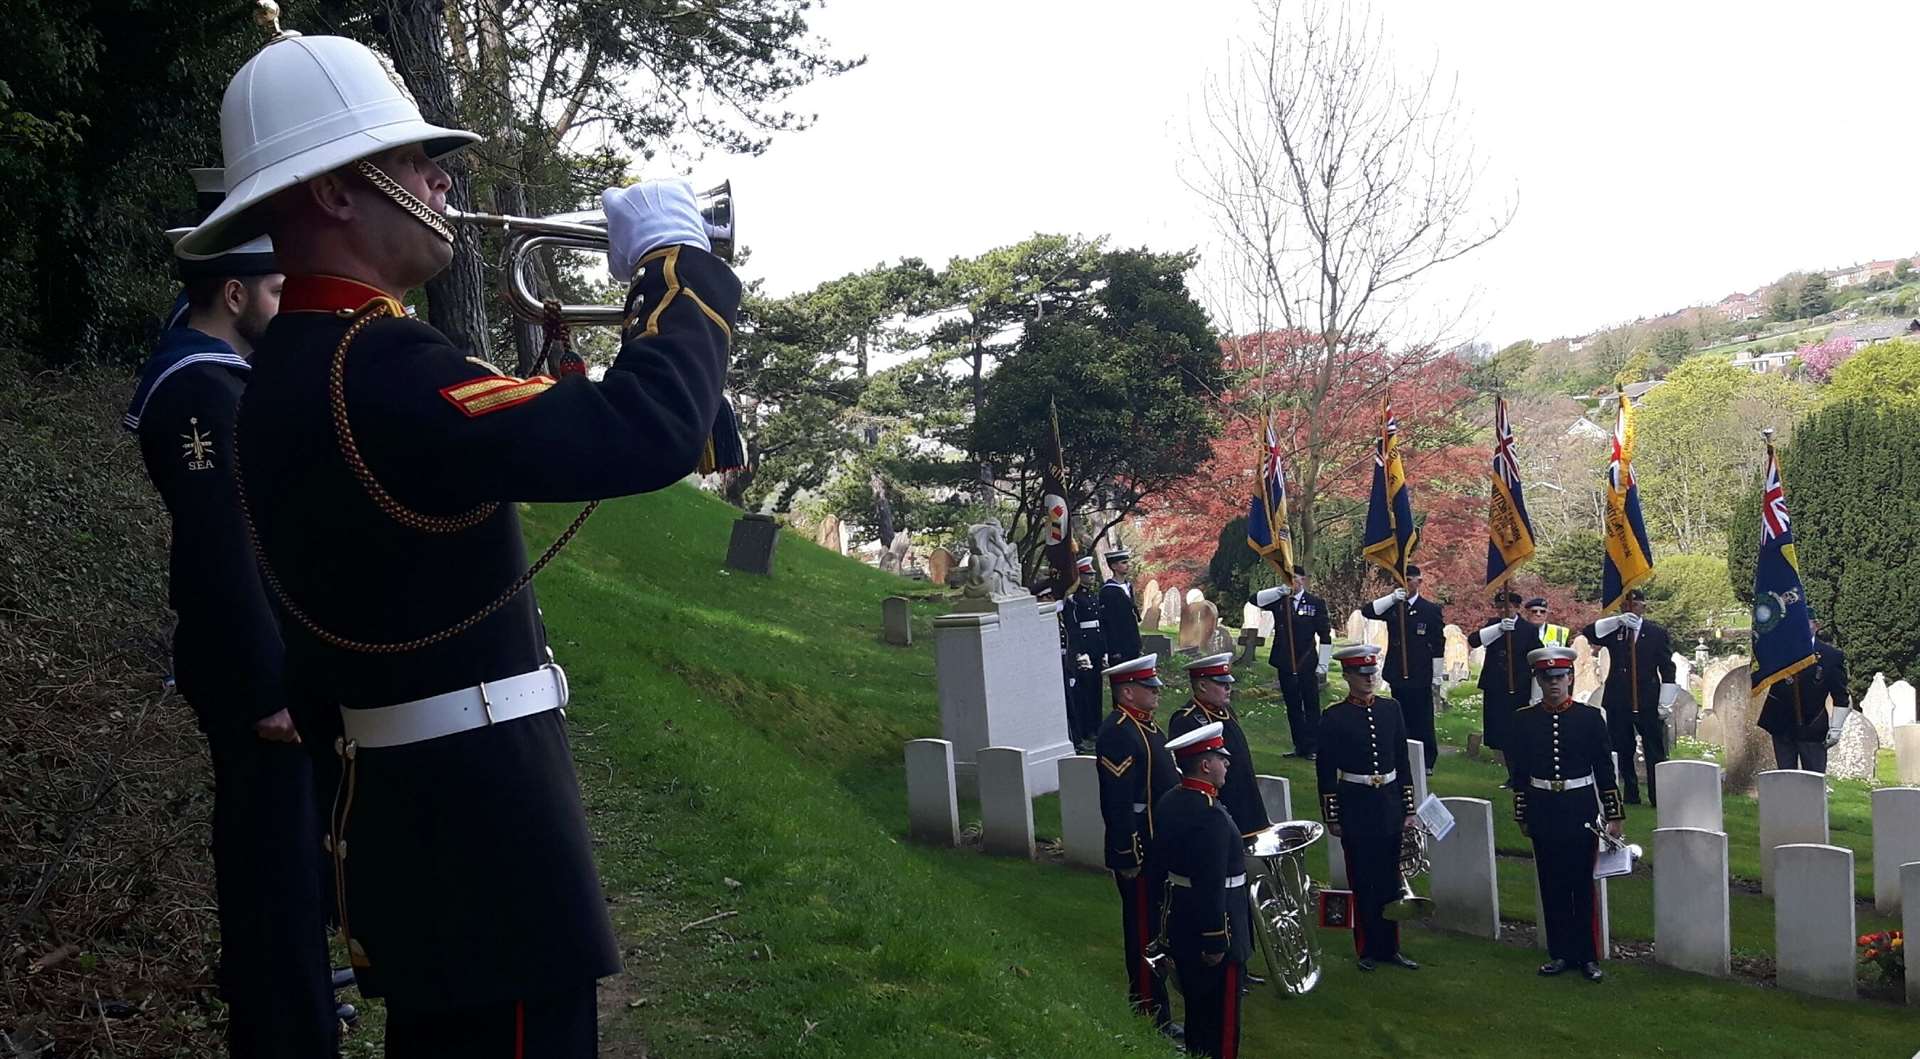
left=1622, top=612, right=1644, bottom=631
left=1478, top=622, right=1506, bottom=645
left=602, top=180, right=711, bottom=282
left=1254, top=586, right=1289, bottom=607
left=1394, top=587, right=1409, bottom=603
left=1593, top=614, right=1623, bottom=638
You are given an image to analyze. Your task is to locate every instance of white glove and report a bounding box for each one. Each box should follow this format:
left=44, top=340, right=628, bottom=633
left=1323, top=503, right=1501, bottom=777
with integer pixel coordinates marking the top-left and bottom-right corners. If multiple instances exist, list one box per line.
left=1826, top=708, right=1853, bottom=749
left=1254, top=586, right=1288, bottom=607
left=1371, top=592, right=1398, bottom=616
left=1394, top=587, right=1409, bottom=603
left=1316, top=661, right=1328, bottom=677
left=1593, top=614, right=1623, bottom=638
left=602, top=180, right=711, bottom=282
left=1622, top=613, right=1644, bottom=631
left=1659, top=683, right=1678, bottom=709
left=1432, top=658, right=1445, bottom=688
left=1500, top=617, right=1517, bottom=632
left=1478, top=622, right=1506, bottom=645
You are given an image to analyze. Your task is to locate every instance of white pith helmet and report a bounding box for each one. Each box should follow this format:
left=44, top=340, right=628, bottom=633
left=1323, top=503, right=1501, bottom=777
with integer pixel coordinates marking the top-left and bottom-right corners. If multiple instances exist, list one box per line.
left=176, top=34, right=479, bottom=257
left=169, top=167, right=276, bottom=271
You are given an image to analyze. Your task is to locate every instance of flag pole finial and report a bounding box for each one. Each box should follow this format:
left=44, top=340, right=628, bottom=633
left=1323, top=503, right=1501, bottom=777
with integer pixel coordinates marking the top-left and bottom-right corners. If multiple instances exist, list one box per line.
left=1761, top=426, right=1776, bottom=444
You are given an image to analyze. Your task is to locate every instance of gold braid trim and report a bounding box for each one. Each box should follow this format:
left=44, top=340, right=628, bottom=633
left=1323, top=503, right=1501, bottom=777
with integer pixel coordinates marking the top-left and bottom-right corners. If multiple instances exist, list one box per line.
left=354, top=160, right=455, bottom=243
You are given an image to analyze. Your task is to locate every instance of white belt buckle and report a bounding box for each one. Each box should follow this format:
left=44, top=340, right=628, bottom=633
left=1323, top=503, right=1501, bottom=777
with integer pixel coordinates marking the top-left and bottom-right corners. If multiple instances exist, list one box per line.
left=478, top=678, right=495, bottom=726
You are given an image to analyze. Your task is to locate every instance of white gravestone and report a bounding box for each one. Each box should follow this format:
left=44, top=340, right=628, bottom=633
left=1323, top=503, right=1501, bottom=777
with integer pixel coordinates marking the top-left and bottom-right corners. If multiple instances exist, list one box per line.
left=1056, top=755, right=1106, bottom=870
left=904, top=738, right=960, bottom=847
left=1653, top=827, right=1732, bottom=977
left=1256, top=774, right=1293, bottom=824
left=1655, top=760, right=1725, bottom=833
left=1892, top=680, right=1919, bottom=735
left=1159, top=589, right=1181, bottom=632
left=1862, top=673, right=1895, bottom=744
left=1897, top=725, right=1920, bottom=786
left=1533, top=872, right=1609, bottom=959
left=1572, top=636, right=1602, bottom=704
left=1871, top=787, right=1920, bottom=915
left=1442, top=625, right=1471, bottom=684
left=1773, top=843, right=1857, bottom=1001
left=1757, top=769, right=1830, bottom=896
left=977, top=747, right=1035, bottom=859
left=1670, top=653, right=1693, bottom=696
left=934, top=594, right=1075, bottom=797
left=882, top=596, right=912, bottom=647
left=1408, top=740, right=1429, bottom=806
left=1904, top=862, right=1920, bottom=1006
left=1429, top=797, right=1499, bottom=940
left=1325, top=832, right=1349, bottom=889
left=1829, top=716, right=1881, bottom=781
left=1185, top=587, right=1204, bottom=605
left=1345, top=610, right=1368, bottom=646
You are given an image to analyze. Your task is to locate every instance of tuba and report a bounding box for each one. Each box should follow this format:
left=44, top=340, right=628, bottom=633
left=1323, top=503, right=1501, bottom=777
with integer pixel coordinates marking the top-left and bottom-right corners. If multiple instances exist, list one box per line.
left=1383, top=823, right=1434, bottom=922
left=1246, top=820, right=1327, bottom=996
left=445, top=181, right=734, bottom=326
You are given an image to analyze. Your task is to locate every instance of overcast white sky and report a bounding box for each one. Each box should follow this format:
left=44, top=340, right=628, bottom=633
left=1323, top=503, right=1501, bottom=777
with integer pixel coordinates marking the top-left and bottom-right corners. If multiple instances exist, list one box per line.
left=706, top=0, right=1920, bottom=349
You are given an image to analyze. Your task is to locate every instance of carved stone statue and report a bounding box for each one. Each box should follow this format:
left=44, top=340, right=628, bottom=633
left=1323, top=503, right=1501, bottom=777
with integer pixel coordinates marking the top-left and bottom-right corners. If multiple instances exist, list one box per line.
left=961, top=520, right=1023, bottom=600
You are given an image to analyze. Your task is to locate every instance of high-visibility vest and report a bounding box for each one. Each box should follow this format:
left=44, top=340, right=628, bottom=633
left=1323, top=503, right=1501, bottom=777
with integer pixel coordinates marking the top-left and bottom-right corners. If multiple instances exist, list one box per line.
left=1541, top=624, right=1571, bottom=647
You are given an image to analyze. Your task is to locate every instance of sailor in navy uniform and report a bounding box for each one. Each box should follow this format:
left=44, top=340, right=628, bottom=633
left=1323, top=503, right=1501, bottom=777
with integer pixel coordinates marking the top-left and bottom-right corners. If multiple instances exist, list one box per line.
left=178, top=32, right=740, bottom=1057
left=1094, top=655, right=1179, bottom=1037
left=1255, top=565, right=1333, bottom=758
left=1150, top=722, right=1251, bottom=1058
left=1316, top=645, right=1418, bottom=971
left=1366, top=564, right=1446, bottom=774
left=129, top=172, right=339, bottom=1057
left=1099, top=550, right=1143, bottom=668
left=1578, top=589, right=1675, bottom=805
left=1468, top=589, right=1539, bottom=778
left=1758, top=616, right=1855, bottom=772
left=1169, top=653, right=1271, bottom=841
left=1061, top=556, right=1108, bottom=749
left=1508, top=646, right=1624, bottom=982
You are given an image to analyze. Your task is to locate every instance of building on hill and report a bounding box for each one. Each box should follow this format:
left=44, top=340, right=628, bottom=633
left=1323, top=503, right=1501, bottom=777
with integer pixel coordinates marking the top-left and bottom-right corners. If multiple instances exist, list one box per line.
left=1829, top=318, right=1920, bottom=346
left=1828, top=264, right=1872, bottom=289
left=1714, top=291, right=1765, bottom=321
left=1729, top=348, right=1797, bottom=374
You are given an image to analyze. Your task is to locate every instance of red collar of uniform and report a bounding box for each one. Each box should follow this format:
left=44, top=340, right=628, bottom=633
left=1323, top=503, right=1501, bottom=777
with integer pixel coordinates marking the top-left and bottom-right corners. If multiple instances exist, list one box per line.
left=1179, top=776, right=1219, bottom=798
left=1117, top=702, right=1155, bottom=725
left=280, top=274, right=407, bottom=316
left=1345, top=694, right=1376, bottom=708
left=1541, top=697, right=1574, bottom=714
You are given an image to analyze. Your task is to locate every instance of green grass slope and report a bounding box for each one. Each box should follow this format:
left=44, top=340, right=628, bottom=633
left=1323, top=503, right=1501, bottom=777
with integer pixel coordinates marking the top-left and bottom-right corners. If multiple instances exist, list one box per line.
left=520, top=486, right=1917, bottom=1058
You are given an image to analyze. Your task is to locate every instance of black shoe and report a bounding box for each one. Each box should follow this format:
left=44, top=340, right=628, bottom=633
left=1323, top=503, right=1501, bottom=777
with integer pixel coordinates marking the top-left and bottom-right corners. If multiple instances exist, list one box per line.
left=1159, top=1021, right=1185, bottom=1042
left=1387, top=953, right=1420, bottom=970
left=1356, top=957, right=1376, bottom=972
left=330, top=967, right=356, bottom=991
left=1581, top=962, right=1604, bottom=982
left=336, top=1002, right=359, bottom=1027
left=1537, top=959, right=1570, bottom=977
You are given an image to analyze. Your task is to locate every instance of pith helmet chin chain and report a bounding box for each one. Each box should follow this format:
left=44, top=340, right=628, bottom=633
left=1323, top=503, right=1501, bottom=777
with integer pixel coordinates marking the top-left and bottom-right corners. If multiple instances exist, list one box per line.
left=355, top=160, right=455, bottom=244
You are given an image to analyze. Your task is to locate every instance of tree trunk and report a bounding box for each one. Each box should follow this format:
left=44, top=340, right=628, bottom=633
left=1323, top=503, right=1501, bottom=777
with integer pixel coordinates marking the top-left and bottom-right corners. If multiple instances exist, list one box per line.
left=493, top=176, right=542, bottom=375
left=379, top=0, right=488, bottom=358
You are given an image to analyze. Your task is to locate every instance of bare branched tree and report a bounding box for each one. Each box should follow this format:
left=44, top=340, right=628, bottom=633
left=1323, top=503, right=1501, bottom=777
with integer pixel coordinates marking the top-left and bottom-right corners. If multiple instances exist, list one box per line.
left=1189, top=0, right=1514, bottom=561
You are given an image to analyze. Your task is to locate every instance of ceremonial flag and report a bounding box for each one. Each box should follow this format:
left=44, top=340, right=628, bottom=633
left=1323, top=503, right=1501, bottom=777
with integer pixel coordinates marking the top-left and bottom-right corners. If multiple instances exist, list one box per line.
left=1601, top=392, right=1654, bottom=611
left=1362, top=398, right=1418, bottom=586
left=1750, top=438, right=1817, bottom=697
left=1246, top=413, right=1295, bottom=578
left=1486, top=396, right=1537, bottom=589
left=1040, top=399, right=1079, bottom=599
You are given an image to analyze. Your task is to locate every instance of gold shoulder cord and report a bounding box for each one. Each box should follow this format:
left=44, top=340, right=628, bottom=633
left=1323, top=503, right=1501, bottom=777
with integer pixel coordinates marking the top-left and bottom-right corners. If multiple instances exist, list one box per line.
left=235, top=301, right=596, bottom=654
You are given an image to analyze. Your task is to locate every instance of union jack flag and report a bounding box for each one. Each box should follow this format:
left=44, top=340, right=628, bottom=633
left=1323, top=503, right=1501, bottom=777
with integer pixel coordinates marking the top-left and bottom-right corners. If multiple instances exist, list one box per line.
left=1493, top=400, right=1520, bottom=489
left=1751, top=440, right=1815, bottom=696
left=1760, top=449, right=1791, bottom=543
left=1486, top=396, right=1536, bottom=589
left=1247, top=414, right=1294, bottom=575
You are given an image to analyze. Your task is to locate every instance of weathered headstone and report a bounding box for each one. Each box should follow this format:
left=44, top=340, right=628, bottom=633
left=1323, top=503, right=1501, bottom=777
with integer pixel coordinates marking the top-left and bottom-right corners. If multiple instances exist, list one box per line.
left=1757, top=769, right=1829, bottom=895
left=928, top=546, right=956, bottom=586
left=1653, top=826, right=1731, bottom=977
left=1429, top=797, right=1499, bottom=939
left=1442, top=625, right=1471, bottom=684
left=1056, top=755, right=1106, bottom=870
left=1179, top=599, right=1219, bottom=651
left=1862, top=673, right=1895, bottom=744
left=904, top=739, right=960, bottom=846
left=1893, top=679, right=1919, bottom=729
left=934, top=594, right=1074, bottom=797
left=1695, top=707, right=1726, bottom=751
left=1655, top=759, right=1724, bottom=833
left=1139, top=579, right=1164, bottom=622
left=1251, top=604, right=1275, bottom=639
left=1408, top=740, right=1429, bottom=806
left=1700, top=656, right=1747, bottom=719
left=1668, top=688, right=1700, bottom=741
left=1904, top=862, right=1920, bottom=1005
left=882, top=596, right=912, bottom=647
left=1871, top=787, right=1920, bottom=915
left=1772, top=843, right=1857, bottom=1001
left=1670, top=652, right=1693, bottom=697
left=1141, top=633, right=1174, bottom=661
left=1897, top=725, right=1920, bottom=785
left=1465, top=733, right=1483, bottom=760
left=1345, top=610, right=1368, bottom=646
left=724, top=512, right=780, bottom=575
left=815, top=513, right=844, bottom=555
left=1829, top=716, right=1882, bottom=781
left=1324, top=832, right=1348, bottom=889
left=1256, top=774, right=1293, bottom=823
left=1714, top=664, right=1774, bottom=793
left=1204, top=624, right=1234, bottom=655
left=1185, top=587, right=1204, bottom=606
left=1363, top=617, right=1390, bottom=653
left=1572, top=636, right=1601, bottom=704
left=1235, top=625, right=1263, bottom=666
left=977, top=747, right=1035, bottom=859
left=1159, top=589, right=1182, bottom=632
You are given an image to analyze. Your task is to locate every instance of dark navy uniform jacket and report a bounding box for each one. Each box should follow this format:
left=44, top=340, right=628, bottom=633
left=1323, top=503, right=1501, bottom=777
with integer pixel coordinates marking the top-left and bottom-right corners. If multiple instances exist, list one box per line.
left=1759, top=639, right=1852, bottom=740
left=1468, top=616, right=1542, bottom=701
left=1507, top=699, right=1624, bottom=837
left=234, top=246, right=738, bottom=1010
left=1095, top=704, right=1178, bottom=873
left=1100, top=578, right=1142, bottom=664
left=1578, top=618, right=1675, bottom=715
left=1376, top=596, right=1445, bottom=686
left=1263, top=591, right=1332, bottom=674
left=1063, top=585, right=1106, bottom=666
left=128, top=327, right=284, bottom=738
left=1168, top=700, right=1271, bottom=838
left=1315, top=695, right=1416, bottom=836
left=1149, top=778, right=1253, bottom=963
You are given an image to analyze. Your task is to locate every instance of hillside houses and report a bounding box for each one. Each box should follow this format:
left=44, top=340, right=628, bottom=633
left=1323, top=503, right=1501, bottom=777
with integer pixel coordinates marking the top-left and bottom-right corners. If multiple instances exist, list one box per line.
left=1826, top=258, right=1917, bottom=289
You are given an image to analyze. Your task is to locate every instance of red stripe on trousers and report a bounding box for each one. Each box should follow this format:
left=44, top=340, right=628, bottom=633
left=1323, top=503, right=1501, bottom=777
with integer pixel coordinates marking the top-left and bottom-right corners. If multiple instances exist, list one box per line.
left=514, top=1000, right=525, bottom=1059
left=1344, top=846, right=1364, bottom=957
left=1222, top=962, right=1240, bottom=1059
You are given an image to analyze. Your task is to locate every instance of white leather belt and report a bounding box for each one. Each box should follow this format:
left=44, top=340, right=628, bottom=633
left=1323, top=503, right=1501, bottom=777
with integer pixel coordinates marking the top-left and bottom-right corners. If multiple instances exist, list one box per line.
left=1530, top=775, right=1595, bottom=792
left=1169, top=873, right=1247, bottom=888
left=1338, top=769, right=1397, bottom=787
left=1078, top=620, right=1101, bottom=629
left=340, top=664, right=569, bottom=749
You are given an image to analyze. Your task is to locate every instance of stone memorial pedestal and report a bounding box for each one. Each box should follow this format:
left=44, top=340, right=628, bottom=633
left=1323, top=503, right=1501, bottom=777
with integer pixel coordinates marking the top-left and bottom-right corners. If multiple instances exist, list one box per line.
left=724, top=512, right=780, bottom=575
left=1904, top=862, right=1920, bottom=1006
left=1773, top=843, right=1856, bottom=1001
left=1757, top=769, right=1829, bottom=895
left=882, top=596, right=912, bottom=646
left=1871, top=787, right=1920, bottom=915
left=1653, top=827, right=1731, bottom=977
left=904, top=739, right=959, bottom=846
left=1655, top=760, right=1724, bottom=833
left=1256, top=775, right=1293, bottom=824
left=977, top=747, right=1035, bottom=859
left=1896, top=725, right=1920, bottom=786
left=1429, top=797, right=1499, bottom=939
left=1057, top=756, right=1105, bottom=870
left=935, top=594, right=1074, bottom=797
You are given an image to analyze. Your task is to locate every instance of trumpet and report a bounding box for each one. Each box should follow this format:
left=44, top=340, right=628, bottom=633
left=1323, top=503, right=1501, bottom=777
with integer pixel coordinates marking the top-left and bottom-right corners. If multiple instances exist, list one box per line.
left=446, top=181, right=734, bottom=326
left=1587, top=820, right=1643, bottom=860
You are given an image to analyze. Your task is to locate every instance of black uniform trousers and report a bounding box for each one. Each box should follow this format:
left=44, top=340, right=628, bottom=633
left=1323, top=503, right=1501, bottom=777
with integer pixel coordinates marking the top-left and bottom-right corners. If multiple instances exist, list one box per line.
left=1606, top=700, right=1666, bottom=804
left=1174, top=955, right=1242, bottom=1059
left=1341, top=825, right=1403, bottom=960
left=1532, top=828, right=1602, bottom=966
left=1395, top=680, right=1438, bottom=772
left=1070, top=674, right=1105, bottom=747
left=385, top=985, right=596, bottom=1058
left=1113, top=872, right=1171, bottom=1026
left=207, top=733, right=337, bottom=1059
left=1480, top=685, right=1517, bottom=755
left=1772, top=737, right=1827, bottom=773
left=1277, top=666, right=1320, bottom=757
